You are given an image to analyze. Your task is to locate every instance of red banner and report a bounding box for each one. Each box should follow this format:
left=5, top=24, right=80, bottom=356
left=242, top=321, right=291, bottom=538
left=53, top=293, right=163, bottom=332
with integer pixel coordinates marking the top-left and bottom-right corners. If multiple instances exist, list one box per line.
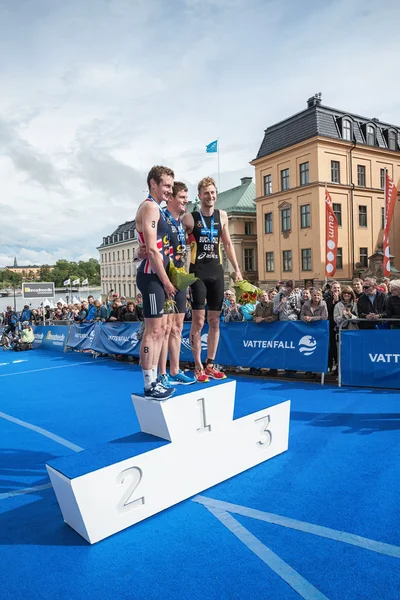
left=383, top=172, right=398, bottom=277
left=325, top=188, right=338, bottom=277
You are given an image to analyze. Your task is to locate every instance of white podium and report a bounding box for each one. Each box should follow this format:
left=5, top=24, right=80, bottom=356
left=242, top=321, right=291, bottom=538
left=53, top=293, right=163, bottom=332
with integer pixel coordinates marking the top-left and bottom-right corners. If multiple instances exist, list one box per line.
left=47, top=380, right=290, bottom=544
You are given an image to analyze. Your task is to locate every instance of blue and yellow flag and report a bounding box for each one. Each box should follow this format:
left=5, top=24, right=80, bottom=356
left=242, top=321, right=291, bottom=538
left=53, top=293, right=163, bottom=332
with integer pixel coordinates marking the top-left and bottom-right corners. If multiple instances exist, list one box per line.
left=206, top=139, right=218, bottom=153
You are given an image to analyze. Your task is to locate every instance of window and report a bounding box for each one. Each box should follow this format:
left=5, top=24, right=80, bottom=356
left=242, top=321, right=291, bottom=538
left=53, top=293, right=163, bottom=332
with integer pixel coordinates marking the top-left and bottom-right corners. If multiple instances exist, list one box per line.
left=300, top=204, right=310, bottom=228
left=128, top=283, right=131, bottom=297
left=122, top=264, right=125, bottom=276
left=331, top=161, right=340, bottom=184
left=264, top=174, right=272, bottom=196
left=359, top=206, right=367, bottom=227
left=101, top=254, right=104, bottom=263
left=343, top=119, right=352, bottom=141
left=112, top=251, right=115, bottom=261
left=299, top=162, right=309, bottom=186
left=127, top=248, right=130, bottom=260
left=117, top=251, right=120, bottom=260
left=283, top=250, right=292, bottom=272
left=113, top=265, right=116, bottom=276
left=264, top=212, right=273, bottom=234
left=332, top=203, right=342, bottom=227
left=336, top=247, right=343, bottom=270
left=101, top=267, right=104, bottom=277
left=360, top=247, right=368, bottom=268
left=123, top=283, right=126, bottom=296
left=118, top=283, right=121, bottom=296
left=266, top=252, right=274, bottom=272
left=108, top=252, right=111, bottom=262
left=281, top=168, right=290, bottom=191
left=117, top=264, right=121, bottom=276
left=380, top=168, right=385, bottom=189
left=366, top=125, right=375, bottom=146
left=381, top=207, right=385, bottom=230
left=357, top=165, right=366, bottom=186
left=281, top=208, right=291, bottom=232
left=245, top=222, right=253, bottom=235
left=244, top=248, right=255, bottom=272
left=122, top=249, right=125, bottom=260
left=301, top=248, right=312, bottom=271
left=388, top=130, right=397, bottom=151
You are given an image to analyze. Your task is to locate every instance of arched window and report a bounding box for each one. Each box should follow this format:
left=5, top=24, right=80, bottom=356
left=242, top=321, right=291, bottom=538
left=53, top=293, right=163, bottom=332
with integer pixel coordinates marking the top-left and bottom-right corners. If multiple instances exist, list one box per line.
left=342, top=119, right=352, bottom=141
left=388, top=130, right=397, bottom=151
left=366, top=125, right=375, bottom=146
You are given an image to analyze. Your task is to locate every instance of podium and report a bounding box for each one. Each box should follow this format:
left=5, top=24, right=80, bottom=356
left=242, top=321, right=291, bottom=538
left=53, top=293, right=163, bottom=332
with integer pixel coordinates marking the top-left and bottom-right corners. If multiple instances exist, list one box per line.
left=46, top=380, right=290, bottom=544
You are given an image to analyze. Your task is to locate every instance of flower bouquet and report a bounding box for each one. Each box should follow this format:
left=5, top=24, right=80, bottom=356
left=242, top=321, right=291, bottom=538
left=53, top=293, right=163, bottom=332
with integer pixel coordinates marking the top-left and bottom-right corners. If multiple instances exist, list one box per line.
left=168, top=262, right=198, bottom=291
left=230, top=273, right=262, bottom=305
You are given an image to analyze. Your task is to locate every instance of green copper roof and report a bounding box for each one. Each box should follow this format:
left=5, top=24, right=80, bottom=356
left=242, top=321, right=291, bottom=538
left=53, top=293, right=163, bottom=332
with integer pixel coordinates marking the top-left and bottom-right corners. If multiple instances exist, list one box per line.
left=215, top=178, right=256, bottom=214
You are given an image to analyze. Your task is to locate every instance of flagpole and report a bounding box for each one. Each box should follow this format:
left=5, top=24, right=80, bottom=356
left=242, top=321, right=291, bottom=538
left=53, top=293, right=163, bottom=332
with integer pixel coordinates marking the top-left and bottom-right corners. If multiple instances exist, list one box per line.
left=217, top=138, right=220, bottom=191
left=384, top=168, right=388, bottom=275
left=325, top=183, right=328, bottom=286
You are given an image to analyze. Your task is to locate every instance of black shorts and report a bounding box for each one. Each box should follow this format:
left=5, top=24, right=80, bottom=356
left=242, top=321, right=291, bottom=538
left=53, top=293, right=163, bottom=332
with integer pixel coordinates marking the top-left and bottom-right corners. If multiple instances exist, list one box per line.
left=136, top=272, right=166, bottom=319
left=190, top=270, right=224, bottom=312
left=174, top=289, right=187, bottom=314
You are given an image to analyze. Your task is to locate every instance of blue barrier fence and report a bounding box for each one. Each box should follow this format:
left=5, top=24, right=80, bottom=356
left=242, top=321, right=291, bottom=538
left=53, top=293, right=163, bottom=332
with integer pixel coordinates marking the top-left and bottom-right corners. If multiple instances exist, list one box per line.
left=340, top=327, right=400, bottom=389
left=32, top=325, right=70, bottom=352
left=63, top=320, right=330, bottom=372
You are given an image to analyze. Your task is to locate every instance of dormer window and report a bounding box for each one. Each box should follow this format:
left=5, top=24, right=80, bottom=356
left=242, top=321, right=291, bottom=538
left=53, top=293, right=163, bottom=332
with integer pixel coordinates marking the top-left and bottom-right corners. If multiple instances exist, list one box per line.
left=342, top=119, right=352, bottom=141
left=388, top=129, right=397, bottom=151
left=366, top=124, right=375, bottom=146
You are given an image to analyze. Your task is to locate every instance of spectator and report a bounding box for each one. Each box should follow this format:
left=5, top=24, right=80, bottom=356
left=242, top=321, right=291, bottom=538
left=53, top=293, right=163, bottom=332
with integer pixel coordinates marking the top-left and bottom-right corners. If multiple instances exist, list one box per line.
left=352, top=278, right=363, bottom=301
left=107, top=300, right=124, bottom=322
left=273, top=280, right=301, bottom=321
left=224, top=296, right=244, bottom=322
left=334, top=286, right=358, bottom=329
left=20, top=305, right=31, bottom=323
left=325, top=281, right=341, bottom=373
left=86, top=296, right=97, bottom=321
left=53, top=309, right=64, bottom=321
left=134, top=293, right=144, bottom=321
left=300, top=289, right=311, bottom=306
left=253, top=291, right=278, bottom=324
left=268, top=288, right=277, bottom=302
left=357, top=277, right=386, bottom=329
left=384, top=279, right=400, bottom=324
left=93, top=299, right=107, bottom=322
left=4, top=306, right=18, bottom=335
left=75, top=301, right=89, bottom=323
left=300, top=288, right=328, bottom=322
left=123, top=301, right=139, bottom=322
left=120, top=296, right=127, bottom=306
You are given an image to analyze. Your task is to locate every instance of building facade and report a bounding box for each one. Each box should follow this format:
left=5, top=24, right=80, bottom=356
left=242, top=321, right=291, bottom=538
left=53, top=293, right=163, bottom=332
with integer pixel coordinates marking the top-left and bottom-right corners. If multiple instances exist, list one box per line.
left=5, top=258, right=54, bottom=279
left=97, top=220, right=140, bottom=299
left=252, top=94, right=400, bottom=286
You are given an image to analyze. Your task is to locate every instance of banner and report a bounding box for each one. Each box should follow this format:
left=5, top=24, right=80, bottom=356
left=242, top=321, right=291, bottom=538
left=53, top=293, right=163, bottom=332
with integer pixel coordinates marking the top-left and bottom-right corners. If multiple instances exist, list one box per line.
left=216, top=321, right=329, bottom=372
left=67, top=322, right=96, bottom=351
left=23, top=282, right=54, bottom=299
left=325, top=188, right=338, bottom=277
left=383, top=172, right=398, bottom=277
left=341, top=329, right=400, bottom=389
left=91, top=322, right=142, bottom=356
left=32, top=325, right=69, bottom=352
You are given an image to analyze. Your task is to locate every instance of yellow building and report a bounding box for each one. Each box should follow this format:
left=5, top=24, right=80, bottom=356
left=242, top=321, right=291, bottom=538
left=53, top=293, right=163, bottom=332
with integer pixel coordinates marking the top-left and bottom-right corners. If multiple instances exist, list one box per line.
left=5, top=259, right=54, bottom=279
left=251, top=94, right=400, bottom=286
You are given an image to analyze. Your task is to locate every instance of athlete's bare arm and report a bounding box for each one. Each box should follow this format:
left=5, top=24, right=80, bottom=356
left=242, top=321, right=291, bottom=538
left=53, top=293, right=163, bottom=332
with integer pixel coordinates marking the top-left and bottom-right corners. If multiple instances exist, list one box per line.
left=137, top=202, right=175, bottom=295
left=181, top=212, right=194, bottom=234
left=220, top=210, right=242, bottom=281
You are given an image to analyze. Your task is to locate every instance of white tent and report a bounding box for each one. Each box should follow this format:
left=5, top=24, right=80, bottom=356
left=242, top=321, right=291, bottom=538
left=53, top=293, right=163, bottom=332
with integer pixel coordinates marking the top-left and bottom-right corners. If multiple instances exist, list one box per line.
left=57, top=297, right=67, bottom=305
left=72, top=296, right=81, bottom=304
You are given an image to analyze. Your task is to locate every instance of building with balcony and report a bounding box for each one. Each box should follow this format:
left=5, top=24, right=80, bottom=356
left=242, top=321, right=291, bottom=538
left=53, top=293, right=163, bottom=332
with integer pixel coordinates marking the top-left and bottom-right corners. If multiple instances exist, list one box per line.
left=97, top=220, right=139, bottom=299
left=251, top=94, right=400, bottom=286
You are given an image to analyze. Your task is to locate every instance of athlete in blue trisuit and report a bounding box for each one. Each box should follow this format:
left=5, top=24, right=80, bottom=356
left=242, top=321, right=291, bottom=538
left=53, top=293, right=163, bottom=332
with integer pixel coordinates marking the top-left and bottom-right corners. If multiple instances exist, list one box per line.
left=157, top=182, right=195, bottom=387
left=135, top=165, right=177, bottom=400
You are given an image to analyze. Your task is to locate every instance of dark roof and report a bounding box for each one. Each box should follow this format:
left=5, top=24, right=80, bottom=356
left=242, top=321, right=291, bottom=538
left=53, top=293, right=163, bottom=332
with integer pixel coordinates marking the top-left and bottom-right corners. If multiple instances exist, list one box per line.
left=110, top=219, right=136, bottom=236
left=255, top=97, right=400, bottom=160
left=98, top=219, right=136, bottom=249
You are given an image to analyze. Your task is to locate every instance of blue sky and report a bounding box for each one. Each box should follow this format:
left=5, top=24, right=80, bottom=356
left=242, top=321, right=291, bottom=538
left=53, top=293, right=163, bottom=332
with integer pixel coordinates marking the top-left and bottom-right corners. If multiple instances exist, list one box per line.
left=0, top=0, right=399, bottom=267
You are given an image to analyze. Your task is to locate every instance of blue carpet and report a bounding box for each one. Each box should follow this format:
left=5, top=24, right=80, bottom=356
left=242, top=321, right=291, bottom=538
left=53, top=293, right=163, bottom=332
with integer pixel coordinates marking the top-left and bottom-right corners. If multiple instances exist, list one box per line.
left=0, top=349, right=399, bottom=599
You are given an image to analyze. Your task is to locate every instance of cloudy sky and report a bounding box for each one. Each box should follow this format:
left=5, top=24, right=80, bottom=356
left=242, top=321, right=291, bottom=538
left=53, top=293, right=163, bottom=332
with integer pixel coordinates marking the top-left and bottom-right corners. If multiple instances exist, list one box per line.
left=0, top=0, right=399, bottom=267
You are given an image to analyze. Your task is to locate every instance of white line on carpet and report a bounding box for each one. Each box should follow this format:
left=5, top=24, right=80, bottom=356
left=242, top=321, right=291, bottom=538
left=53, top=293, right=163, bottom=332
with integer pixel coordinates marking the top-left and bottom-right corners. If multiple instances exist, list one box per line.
left=0, top=361, right=93, bottom=377
left=0, top=483, right=53, bottom=500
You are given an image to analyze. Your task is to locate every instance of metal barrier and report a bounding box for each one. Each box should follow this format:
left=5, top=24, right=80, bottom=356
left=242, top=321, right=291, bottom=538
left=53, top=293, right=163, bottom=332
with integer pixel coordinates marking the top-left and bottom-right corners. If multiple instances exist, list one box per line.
left=338, top=318, right=400, bottom=389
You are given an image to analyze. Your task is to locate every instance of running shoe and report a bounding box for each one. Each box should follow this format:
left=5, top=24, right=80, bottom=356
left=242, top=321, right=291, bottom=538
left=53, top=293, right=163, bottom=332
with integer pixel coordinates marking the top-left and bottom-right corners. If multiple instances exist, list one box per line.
left=205, top=364, right=227, bottom=380
left=169, top=369, right=196, bottom=385
left=158, top=373, right=172, bottom=388
left=194, top=368, right=210, bottom=383
left=144, top=381, right=175, bottom=400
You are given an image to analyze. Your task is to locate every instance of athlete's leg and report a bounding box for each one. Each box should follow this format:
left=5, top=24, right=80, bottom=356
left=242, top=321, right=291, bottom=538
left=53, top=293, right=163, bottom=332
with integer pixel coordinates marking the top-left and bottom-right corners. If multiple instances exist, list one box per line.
left=205, top=310, right=221, bottom=361
left=140, top=315, right=168, bottom=383
left=169, top=312, right=185, bottom=376
left=190, top=309, right=205, bottom=370
left=158, top=313, right=173, bottom=375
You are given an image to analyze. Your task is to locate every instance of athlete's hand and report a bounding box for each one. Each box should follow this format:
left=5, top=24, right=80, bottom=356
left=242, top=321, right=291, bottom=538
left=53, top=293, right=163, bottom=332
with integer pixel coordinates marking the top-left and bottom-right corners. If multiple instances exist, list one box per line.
left=234, top=269, right=242, bottom=282
left=163, top=280, right=177, bottom=297
left=136, top=245, right=148, bottom=260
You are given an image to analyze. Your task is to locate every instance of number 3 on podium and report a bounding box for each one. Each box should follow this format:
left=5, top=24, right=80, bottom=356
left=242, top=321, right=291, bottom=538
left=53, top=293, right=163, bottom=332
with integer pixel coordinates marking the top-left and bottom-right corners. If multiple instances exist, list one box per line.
left=254, top=414, right=272, bottom=448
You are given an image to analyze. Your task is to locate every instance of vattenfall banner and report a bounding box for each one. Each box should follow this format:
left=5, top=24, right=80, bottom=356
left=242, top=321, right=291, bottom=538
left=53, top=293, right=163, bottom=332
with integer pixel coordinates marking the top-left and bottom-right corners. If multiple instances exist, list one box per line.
left=91, top=322, right=142, bottom=355
left=67, top=322, right=97, bottom=351
left=341, top=329, right=400, bottom=389
left=32, top=325, right=69, bottom=352
left=216, top=321, right=329, bottom=371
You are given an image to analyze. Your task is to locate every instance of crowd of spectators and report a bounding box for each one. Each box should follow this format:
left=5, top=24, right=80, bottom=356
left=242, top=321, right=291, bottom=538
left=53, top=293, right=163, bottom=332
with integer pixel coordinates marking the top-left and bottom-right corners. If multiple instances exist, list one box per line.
left=2, top=277, right=399, bottom=376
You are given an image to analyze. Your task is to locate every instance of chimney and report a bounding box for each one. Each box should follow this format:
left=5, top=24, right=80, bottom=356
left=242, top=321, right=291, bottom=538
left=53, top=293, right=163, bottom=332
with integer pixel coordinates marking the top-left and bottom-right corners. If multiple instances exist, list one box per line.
left=240, top=176, right=253, bottom=185
left=307, top=93, right=322, bottom=108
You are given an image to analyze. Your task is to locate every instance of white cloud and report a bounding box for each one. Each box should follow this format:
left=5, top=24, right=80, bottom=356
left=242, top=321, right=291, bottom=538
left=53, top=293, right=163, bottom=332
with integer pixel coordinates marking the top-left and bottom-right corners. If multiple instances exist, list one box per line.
left=0, top=0, right=399, bottom=267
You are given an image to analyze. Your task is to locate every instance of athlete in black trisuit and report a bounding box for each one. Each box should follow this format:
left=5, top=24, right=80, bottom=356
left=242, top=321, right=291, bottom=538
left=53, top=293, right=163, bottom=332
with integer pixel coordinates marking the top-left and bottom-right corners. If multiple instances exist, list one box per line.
left=135, top=165, right=177, bottom=400
left=182, top=176, right=242, bottom=382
